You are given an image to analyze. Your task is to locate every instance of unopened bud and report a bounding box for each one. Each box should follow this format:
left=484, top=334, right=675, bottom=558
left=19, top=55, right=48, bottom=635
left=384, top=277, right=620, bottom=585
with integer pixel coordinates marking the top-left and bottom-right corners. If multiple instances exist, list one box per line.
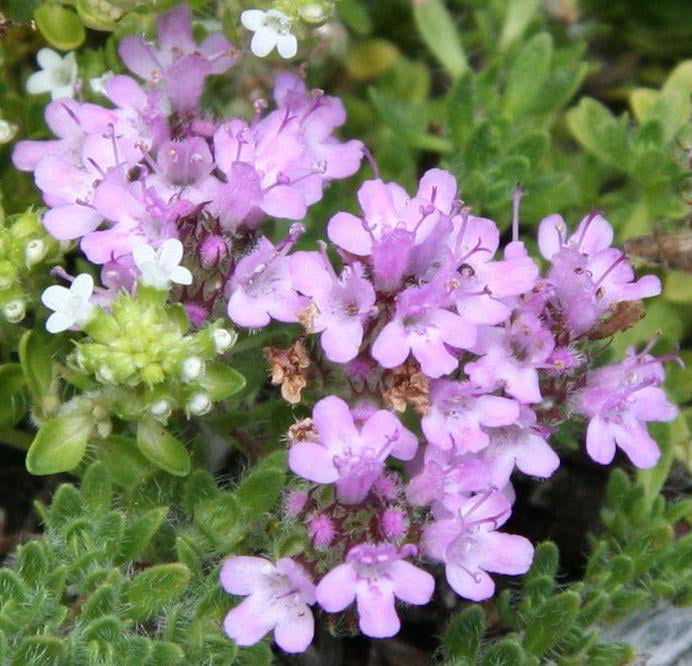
left=25, top=238, right=47, bottom=267
left=2, top=299, right=25, bottom=323
left=300, top=3, right=328, bottom=23
left=212, top=328, right=237, bottom=354
left=150, top=399, right=172, bottom=419
left=0, top=119, right=17, bottom=144
left=199, top=235, right=228, bottom=269
left=181, top=356, right=205, bottom=382
left=187, top=392, right=211, bottom=416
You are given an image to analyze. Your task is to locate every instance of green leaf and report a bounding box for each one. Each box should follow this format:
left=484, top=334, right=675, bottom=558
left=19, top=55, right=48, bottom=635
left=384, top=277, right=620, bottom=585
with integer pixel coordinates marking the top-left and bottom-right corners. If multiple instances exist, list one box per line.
left=503, top=33, right=553, bottom=116
left=26, top=415, right=92, bottom=475
left=499, top=0, right=541, bottom=49
left=15, top=541, right=49, bottom=586
left=480, top=639, right=525, bottom=666
left=525, top=542, right=559, bottom=579
left=97, top=435, right=152, bottom=489
left=0, top=569, right=28, bottom=603
left=117, top=507, right=169, bottom=562
left=12, top=635, right=66, bottom=665
left=201, top=362, right=246, bottom=401
left=523, top=591, right=581, bottom=656
left=45, top=483, right=83, bottom=526
left=81, top=585, right=118, bottom=621
left=413, top=0, right=468, bottom=79
left=18, top=329, right=55, bottom=405
left=137, top=417, right=191, bottom=477
left=447, top=71, right=476, bottom=148
left=34, top=4, right=86, bottom=51
left=149, top=642, right=185, bottom=665
left=444, top=604, right=485, bottom=659
left=566, top=98, right=631, bottom=168
left=125, top=563, right=191, bottom=621
left=194, top=493, right=244, bottom=552
left=235, top=467, right=285, bottom=519
left=80, top=461, right=113, bottom=511
left=82, top=615, right=125, bottom=642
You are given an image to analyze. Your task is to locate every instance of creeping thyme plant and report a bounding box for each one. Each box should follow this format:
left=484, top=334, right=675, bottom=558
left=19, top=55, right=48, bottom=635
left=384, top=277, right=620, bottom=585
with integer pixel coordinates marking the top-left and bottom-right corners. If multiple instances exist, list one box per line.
left=0, top=1, right=691, bottom=664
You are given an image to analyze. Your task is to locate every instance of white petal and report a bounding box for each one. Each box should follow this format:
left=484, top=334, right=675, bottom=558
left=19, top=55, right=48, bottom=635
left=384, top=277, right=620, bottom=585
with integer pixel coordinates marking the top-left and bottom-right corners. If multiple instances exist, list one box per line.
left=267, top=9, right=290, bottom=21
left=41, top=285, right=71, bottom=312
left=37, top=48, right=63, bottom=70
left=277, top=34, right=298, bottom=59
left=160, top=238, right=184, bottom=269
left=26, top=71, right=52, bottom=95
left=241, top=9, right=266, bottom=31
left=51, top=85, right=75, bottom=101
left=132, top=243, right=156, bottom=269
left=46, top=311, right=74, bottom=334
left=251, top=29, right=278, bottom=58
left=71, top=273, right=94, bottom=300
left=171, top=266, right=193, bottom=286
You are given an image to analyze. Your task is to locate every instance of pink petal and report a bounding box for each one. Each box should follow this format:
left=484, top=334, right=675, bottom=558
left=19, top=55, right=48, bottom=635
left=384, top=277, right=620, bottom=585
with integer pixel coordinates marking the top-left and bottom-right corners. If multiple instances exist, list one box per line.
left=371, top=322, right=409, bottom=368
left=586, top=416, right=617, bottom=465
left=571, top=213, right=613, bottom=255
left=445, top=563, right=495, bottom=601
left=227, top=288, right=271, bottom=328
left=355, top=583, right=400, bottom=638
left=390, top=560, right=435, bottom=605
left=156, top=5, right=195, bottom=53
left=118, top=37, right=161, bottom=81
left=274, top=607, right=314, bottom=653
left=42, top=205, right=101, bottom=240
left=315, top=563, right=357, bottom=612
left=220, top=556, right=272, bottom=595
left=476, top=532, right=534, bottom=575
left=289, top=251, right=333, bottom=297
left=613, top=420, right=661, bottom=469
left=320, top=320, right=363, bottom=363
left=537, top=214, right=566, bottom=259
left=514, top=434, right=560, bottom=479
left=313, top=396, right=358, bottom=451
left=288, top=442, right=339, bottom=484
left=327, top=212, right=372, bottom=255
left=476, top=396, right=520, bottom=428
left=416, top=168, right=458, bottom=213
left=223, top=595, right=277, bottom=646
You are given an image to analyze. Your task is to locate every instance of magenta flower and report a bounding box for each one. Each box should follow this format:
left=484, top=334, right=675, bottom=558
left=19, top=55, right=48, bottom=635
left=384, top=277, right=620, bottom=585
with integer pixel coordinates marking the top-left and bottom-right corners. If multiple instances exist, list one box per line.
left=571, top=347, right=677, bottom=468
left=288, top=396, right=418, bottom=504
left=220, top=556, right=315, bottom=653
left=538, top=213, right=661, bottom=335
left=372, top=283, right=476, bottom=378
left=466, top=314, right=555, bottom=404
left=479, top=407, right=560, bottom=488
left=119, top=4, right=237, bottom=111
left=315, top=543, right=434, bottom=638
left=227, top=236, right=308, bottom=328
left=422, top=491, right=533, bottom=601
left=290, top=250, right=376, bottom=364
left=422, top=380, right=520, bottom=452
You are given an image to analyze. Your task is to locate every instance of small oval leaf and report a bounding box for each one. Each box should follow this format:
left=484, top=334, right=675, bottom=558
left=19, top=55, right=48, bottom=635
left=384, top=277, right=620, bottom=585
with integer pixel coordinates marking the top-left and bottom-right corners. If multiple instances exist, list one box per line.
left=34, top=5, right=86, bottom=51
left=25, top=416, right=92, bottom=475
left=136, top=418, right=190, bottom=477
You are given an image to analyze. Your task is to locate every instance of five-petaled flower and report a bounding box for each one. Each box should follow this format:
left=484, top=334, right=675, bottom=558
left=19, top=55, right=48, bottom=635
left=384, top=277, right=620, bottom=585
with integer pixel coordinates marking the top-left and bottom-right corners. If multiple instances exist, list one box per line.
left=241, top=9, right=298, bottom=59
left=41, top=273, right=95, bottom=333
left=26, top=49, right=78, bottom=100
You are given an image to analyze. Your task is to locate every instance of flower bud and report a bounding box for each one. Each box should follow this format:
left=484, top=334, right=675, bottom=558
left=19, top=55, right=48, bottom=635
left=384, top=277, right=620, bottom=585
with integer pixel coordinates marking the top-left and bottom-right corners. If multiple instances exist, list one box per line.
left=299, top=3, right=328, bottom=23
left=307, top=514, right=335, bottom=548
left=25, top=238, right=47, bottom=267
left=2, top=299, right=25, bottom=323
left=381, top=508, right=409, bottom=541
left=199, top=235, right=228, bottom=269
left=0, top=261, right=18, bottom=290
left=212, top=328, right=237, bottom=353
left=187, top=392, right=211, bottom=416
left=181, top=356, right=205, bottom=382
left=0, top=119, right=18, bottom=144
left=150, top=399, right=172, bottom=419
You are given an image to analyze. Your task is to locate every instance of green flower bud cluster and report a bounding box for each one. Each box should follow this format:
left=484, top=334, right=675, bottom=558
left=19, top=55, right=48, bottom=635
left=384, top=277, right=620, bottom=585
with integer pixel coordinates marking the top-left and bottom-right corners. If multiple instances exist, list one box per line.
left=274, top=0, right=337, bottom=25
left=0, top=207, right=61, bottom=324
left=71, top=287, right=242, bottom=422
left=75, top=0, right=177, bottom=30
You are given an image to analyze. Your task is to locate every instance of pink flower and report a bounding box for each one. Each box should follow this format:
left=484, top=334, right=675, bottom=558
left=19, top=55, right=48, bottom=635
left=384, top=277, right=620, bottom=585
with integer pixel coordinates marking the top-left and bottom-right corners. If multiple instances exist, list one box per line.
left=315, top=543, right=434, bottom=638
left=422, top=491, right=533, bottom=601
left=571, top=346, right=678, bottom=468
left=220, top=556, right=315, bottom=653
left=288, top=396, right=418, bottom=504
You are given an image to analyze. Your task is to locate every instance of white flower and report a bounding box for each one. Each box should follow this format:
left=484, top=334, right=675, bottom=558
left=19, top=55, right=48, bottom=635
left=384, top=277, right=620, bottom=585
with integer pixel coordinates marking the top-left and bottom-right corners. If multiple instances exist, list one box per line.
left=132, top=238, right=193, bottom=290
left=181, top=357, right=205, bottom=382
left=211, top=328, right=237, bottom=354
left=89, top=72, right=113, bottom=96
left=2, top=299, right=26, bottom=324
left=41, top=273, right=95, bottom=334
left=187, top=393, right=212, bottom=416
left=26, top=48, right=78, bottom=100
left=0, top=119, right=18, bottom=144
left=241, top=9, right=298, bottom=59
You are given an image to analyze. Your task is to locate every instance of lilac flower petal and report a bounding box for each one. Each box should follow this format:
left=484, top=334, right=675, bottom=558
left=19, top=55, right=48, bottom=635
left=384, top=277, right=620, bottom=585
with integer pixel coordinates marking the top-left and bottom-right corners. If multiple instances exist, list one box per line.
left=289, top=251, right=333, bottom=297
left=320, top=320, right=363, bottom=363
left=166, top=54, right=211, bottom=112
left=416, top=168, right=457, bottom=214
left=274, top=608, right=314, bottom=653
left=104, top=75, right=148, bottom=111
left=43, top=205, right=101, bottom=240
left=514, top=434, right=560, bottom=479
left=220, top=556, right=271, bottom=595
left=456, top=293, right=510, bottom=325
left=429, top=309, right=476, bottom=350
left=410, top=334, right=458, bottom=379
left=632, top=387, right=677, bottom=422
left=390, top=560, right=435, bottom=605
left=476, top=532, right=534, bottom=575
left=313, top=396, right=359, bottom=450
left=371, top=322, right=409, bottom=368
left=476, top=396, right=520, bottom=428
left=227, top=288, right=272, bottom=328
left=315, top=563, right=357, bottom=612
left=288, top=442, right=339, bottom=484
left=585, top=416, right=617, bottom=465
left=156, top=4, right=195, bottom=53
left=613, top=421, right=661, bottom=469
left=356, top=584, right=400, bottom=638
left=118, top=37, right=161, bottom=81
left=537, top=214, right=566, bottom=259
left=223, top=594, right=277, bottom=646
left=572, top=213, right=613, bottom=255
left=261, top=185, right=307, bottom=220
left=327, top=212, right=372, bottom=255
left=445, top=563, right=495, bottom=601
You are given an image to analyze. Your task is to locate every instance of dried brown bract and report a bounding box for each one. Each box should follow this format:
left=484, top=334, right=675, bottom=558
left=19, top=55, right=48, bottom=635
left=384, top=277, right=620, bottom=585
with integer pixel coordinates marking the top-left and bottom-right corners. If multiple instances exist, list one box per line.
left=624, top=232, right=692, bottom=273
left=381, top=360, right=430, bottom=415
left=287, top=417, right=319, bottom=445
left=264, top=338, right=311, bottom=404
left=587, top=301, right=646, bottom=340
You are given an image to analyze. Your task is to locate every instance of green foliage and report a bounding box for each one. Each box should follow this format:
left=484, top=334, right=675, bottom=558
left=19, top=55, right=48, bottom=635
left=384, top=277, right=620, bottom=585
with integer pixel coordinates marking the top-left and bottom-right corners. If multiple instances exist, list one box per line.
left=443, top=468, right=692, bottom=665
left=0, top=460, right=287, bottom=664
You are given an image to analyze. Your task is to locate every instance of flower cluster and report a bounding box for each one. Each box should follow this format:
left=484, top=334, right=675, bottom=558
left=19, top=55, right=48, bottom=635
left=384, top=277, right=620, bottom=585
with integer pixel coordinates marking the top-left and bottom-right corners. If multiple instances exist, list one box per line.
left=220, top=172, right=677, bottom=652
left=15, top=4, right=363, bottom=328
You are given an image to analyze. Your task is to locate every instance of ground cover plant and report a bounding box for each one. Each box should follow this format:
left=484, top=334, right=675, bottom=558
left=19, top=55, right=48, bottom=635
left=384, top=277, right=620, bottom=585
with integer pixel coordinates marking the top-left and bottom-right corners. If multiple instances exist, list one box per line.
left=0, top=1, right=690, bottom=664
